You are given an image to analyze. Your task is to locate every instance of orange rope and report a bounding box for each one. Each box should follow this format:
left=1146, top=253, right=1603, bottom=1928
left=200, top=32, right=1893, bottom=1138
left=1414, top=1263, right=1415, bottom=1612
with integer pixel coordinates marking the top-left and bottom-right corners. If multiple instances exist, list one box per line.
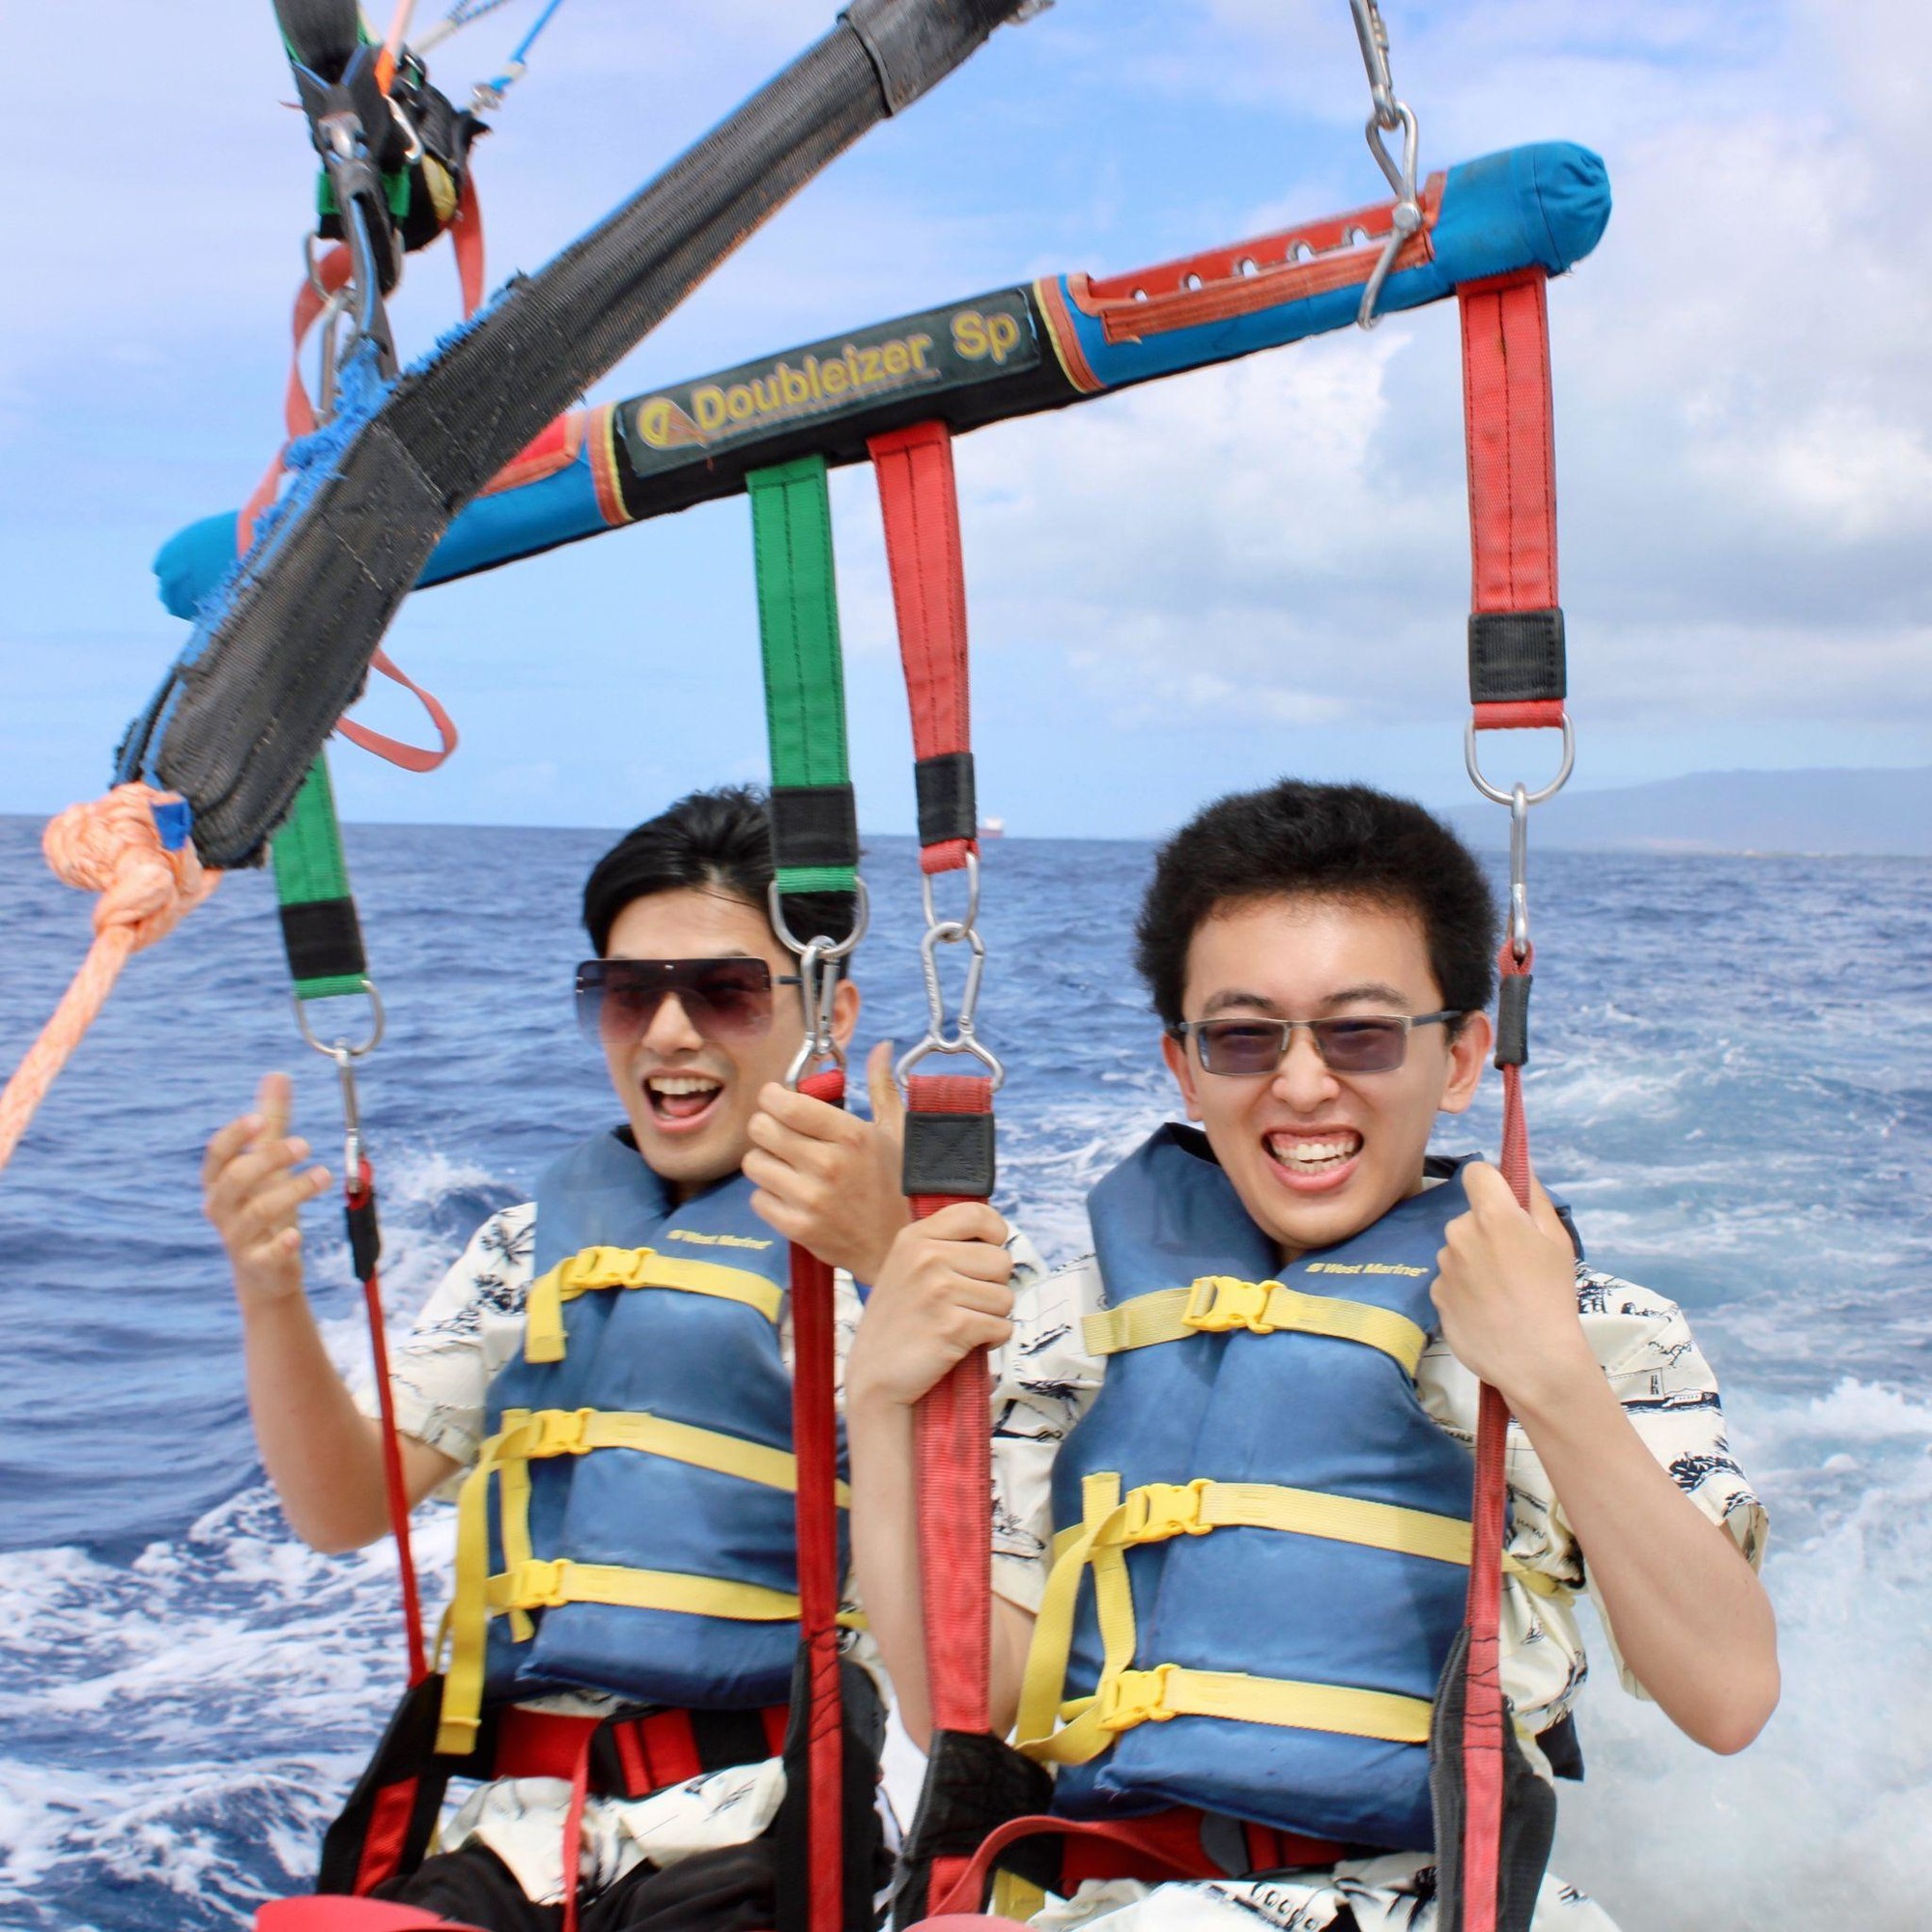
left=0, top=785, right=219, bottom=1174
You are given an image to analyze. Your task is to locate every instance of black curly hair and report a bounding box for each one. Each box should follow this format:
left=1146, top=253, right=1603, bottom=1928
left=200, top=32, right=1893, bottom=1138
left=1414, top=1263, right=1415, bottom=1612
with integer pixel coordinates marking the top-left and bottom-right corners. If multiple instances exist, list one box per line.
left=1134, top=780, right=1498, bottom=1028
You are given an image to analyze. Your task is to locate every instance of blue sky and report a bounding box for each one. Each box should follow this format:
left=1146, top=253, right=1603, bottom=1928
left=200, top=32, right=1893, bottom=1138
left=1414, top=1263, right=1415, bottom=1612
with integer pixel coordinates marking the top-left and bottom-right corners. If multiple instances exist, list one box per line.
left=3, top=0, right=1928, bottom=838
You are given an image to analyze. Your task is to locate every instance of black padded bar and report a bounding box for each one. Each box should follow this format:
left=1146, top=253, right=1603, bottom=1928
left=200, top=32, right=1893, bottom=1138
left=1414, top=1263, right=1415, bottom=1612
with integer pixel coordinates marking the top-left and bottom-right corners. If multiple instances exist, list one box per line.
left=1468, top=609, right=1566, bottom=705
left=914, top=751, right=977, bottom=847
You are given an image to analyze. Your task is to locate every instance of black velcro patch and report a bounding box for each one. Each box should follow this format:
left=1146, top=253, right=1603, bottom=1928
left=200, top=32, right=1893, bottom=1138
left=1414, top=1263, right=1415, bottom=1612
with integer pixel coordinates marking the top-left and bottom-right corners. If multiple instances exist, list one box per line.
left=902, top=1109, right=996, bottom=1200
left=770, top=782, right=859, bottom=871
left=914, top=752, right=978, bottom=846
left=1469, top=609, right=1566, bottom=704
left=279, top=895, right=367, bottom=984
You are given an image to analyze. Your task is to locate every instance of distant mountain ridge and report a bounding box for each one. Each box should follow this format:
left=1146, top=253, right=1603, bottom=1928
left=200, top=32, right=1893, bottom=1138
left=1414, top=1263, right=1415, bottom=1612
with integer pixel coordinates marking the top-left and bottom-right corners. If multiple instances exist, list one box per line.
left=1445, top=765, right=1932, bottom=857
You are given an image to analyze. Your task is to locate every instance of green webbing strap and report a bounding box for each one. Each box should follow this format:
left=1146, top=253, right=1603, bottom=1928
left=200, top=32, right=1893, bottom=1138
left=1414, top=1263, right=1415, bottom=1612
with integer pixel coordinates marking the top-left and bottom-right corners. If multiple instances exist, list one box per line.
left=270, top=755, right=371, bottom=1001
left=749, top=456, right=859, bottom=901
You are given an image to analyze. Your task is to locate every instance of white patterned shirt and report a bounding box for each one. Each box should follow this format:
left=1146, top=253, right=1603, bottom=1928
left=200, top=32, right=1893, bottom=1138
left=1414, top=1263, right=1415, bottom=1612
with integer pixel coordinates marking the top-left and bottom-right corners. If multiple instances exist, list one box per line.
left=981, top=1238, right=1767, bottom=1931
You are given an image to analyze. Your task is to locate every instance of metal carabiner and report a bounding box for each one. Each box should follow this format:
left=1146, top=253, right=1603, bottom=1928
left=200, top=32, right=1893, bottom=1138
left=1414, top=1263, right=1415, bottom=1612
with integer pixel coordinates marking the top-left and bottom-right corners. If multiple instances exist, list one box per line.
left=1507, top=783, right=1531, bottom=961
left=781, top=936, right=839, bottom=1088
left=1358, top=100, right=1421, bottom=328
left=895, top=919, right=1007, bottom=1090
left=294, top=980, right=385, bottom=1174
left=1349, top=0, right=1401, bottom=128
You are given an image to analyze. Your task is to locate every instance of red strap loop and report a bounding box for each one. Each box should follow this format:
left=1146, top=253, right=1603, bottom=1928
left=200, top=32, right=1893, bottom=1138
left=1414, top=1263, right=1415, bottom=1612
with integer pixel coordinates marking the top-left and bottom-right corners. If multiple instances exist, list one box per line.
left=869, top=422, right=977, bottom=874
left=1460, top=270, right=1565, bottom=738
left=335, top=648, right=462, bottom=773
left=792, top=1066, right=849, bottom=1932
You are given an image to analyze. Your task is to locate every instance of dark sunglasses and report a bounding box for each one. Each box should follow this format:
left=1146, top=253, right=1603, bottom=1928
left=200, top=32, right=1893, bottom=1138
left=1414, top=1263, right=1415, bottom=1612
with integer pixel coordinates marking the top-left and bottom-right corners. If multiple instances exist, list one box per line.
left=1169, top=1010, right=1463, bottom=1077
left=576, top=958, right=802, bottom=1047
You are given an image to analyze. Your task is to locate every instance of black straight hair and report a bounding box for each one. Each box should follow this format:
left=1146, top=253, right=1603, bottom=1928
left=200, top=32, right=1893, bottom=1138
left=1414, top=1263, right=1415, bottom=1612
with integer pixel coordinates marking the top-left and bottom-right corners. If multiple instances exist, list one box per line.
left=582, top=784, right=854, bottom=954
left=1135, top=780, right=1499, bottom=1028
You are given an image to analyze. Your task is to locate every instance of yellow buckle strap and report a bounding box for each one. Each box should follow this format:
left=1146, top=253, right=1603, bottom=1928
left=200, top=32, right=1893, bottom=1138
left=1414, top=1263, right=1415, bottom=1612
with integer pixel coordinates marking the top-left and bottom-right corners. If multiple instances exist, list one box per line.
left=1082, top=1276, right=1428, bottom=1378
left=487, top=1557, right=803, bottom=1622
left=524, top=1245, right=783, bottom=1363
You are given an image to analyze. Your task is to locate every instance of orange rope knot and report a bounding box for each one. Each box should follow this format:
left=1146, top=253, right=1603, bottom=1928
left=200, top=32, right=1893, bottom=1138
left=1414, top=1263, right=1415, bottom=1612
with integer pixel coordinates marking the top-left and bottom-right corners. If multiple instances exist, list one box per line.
left=0, top=785, right=219, bottom=1175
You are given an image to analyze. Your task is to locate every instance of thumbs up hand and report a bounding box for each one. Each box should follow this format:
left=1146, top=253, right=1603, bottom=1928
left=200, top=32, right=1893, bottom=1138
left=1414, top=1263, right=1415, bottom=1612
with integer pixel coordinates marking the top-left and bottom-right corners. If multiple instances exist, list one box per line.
left=747, top=1040, right=911, bottom=1283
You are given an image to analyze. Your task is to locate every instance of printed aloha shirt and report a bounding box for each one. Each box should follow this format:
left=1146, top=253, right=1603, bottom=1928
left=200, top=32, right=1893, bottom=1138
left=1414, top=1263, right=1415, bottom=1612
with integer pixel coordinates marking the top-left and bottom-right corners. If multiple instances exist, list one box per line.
left=984, top=1241, right=1767, bottom=1931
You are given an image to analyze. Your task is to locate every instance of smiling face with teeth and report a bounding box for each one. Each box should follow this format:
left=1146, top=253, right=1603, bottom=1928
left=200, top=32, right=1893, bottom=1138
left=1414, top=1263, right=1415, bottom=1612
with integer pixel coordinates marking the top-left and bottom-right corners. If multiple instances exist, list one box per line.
left=1159, top=894, right=1492, bottom=1262
left=601, top=885, right=857, bottom=1197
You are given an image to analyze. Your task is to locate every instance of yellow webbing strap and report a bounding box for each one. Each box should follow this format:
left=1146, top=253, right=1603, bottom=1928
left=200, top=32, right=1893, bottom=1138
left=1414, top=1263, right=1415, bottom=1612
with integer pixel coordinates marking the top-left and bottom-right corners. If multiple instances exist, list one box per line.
left=523, top=1244, right=783, bottom=1363
left=486, top=1558, right=801, bottom=1621
left=1032, top=1663, right=1435, bottom=1766
left=1082, top=1275, right=1428, bottom=1378
left=1016, top=1470, right=1554, bottom=1770
left=437, top=1404, right=846, bottom=1754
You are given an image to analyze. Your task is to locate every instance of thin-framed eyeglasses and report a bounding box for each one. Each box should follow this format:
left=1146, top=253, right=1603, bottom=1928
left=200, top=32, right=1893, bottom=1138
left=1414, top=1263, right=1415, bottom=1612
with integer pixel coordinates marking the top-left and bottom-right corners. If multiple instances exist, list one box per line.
left=1168, top=1010, right=1463, bottom=1077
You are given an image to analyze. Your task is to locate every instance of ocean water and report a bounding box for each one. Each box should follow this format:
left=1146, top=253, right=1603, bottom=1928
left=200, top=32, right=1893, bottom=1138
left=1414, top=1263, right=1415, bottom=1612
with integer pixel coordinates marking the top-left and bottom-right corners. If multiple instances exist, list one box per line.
left=1, top=817, right=1928, bottom=1930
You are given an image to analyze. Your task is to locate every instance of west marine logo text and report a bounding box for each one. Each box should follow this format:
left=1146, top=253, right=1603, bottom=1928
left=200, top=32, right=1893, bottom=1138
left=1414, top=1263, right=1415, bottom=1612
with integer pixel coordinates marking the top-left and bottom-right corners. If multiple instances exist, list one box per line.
left=633, top=306, right=1030, bottom=453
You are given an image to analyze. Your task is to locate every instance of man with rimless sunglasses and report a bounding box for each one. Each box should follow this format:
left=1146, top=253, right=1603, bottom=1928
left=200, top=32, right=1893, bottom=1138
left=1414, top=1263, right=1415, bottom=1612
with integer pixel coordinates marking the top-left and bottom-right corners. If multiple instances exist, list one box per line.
left=200, top=786, right=978, bottom=1931
left=850, top=780, right=1778, bottom=1929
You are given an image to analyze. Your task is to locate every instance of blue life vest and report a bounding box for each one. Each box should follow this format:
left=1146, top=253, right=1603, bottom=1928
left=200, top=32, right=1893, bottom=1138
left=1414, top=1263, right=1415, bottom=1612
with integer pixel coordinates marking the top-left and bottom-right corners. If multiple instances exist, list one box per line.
left=1016, top=1125, right=1481, bottom=1850
left=436, top=1129, right=840, bottom=1753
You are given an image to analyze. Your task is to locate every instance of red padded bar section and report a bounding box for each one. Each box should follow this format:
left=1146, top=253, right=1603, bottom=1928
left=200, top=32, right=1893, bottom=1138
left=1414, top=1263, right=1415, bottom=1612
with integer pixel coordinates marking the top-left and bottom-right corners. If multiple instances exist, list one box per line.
left=1460, top=270, right=1559, bottom=618
left=639, top=1711, right=703, bottom=1790
left=870, top=422, right=976, bottom=875
left=1472, top=698, right=1565, bottom=733
left=494, top=1709, right=600, bottom=1782
left=792, top=1066, right=848, bottom=1932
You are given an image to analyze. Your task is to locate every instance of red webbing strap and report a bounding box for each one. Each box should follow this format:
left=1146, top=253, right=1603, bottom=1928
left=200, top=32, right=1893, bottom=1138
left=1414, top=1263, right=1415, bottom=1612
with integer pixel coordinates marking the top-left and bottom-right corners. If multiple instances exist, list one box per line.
left=1456, top=939, right=1538, bottom=1932
left=1460, top=271, right=1565, bottom=735
left=793, top=1065, right=848, bottom=1932
left=353, top=1156, right=429, bottom=1688
left=868, top=423, right=978, bottom=876
left=559, top=1729, right=594, bottom=1932
left=905, top=1072, right=996, bottom=1908
left=334, top=648, right=462, bottom=773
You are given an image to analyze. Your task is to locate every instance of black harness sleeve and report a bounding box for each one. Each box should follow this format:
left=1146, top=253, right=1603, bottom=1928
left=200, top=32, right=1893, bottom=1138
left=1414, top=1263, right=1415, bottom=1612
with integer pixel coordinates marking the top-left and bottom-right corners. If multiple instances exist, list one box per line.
left=145, top=0, right=1030, bottom=868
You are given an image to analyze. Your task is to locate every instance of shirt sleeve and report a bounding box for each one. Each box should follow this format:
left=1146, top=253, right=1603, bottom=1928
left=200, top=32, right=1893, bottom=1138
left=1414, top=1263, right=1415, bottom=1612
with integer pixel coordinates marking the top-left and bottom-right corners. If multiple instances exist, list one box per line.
left=987, top=1249, right=1108, bottom=1616
left=352, top=1202, right=536, bottom=1474
left=1539, top=1265, right=1768, bottom=1698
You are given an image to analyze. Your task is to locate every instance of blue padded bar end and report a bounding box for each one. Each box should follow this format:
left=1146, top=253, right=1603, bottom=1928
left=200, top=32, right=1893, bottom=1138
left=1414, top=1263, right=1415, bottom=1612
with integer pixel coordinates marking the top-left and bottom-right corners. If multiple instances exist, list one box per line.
left=1431, top=142, right=1611, bottom=285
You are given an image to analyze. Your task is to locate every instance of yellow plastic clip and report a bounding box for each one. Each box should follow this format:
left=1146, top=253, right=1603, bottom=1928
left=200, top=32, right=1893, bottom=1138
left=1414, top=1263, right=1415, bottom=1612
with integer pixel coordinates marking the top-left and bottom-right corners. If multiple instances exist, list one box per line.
left=509, top=1557, right=571, bottom=1609
left=1183, top=1276, right=1272, bottom=1335
left=533, top=1408, right=596, bottom=1456
left=1095, top=1664, right=1177, bottom=1734
left=1118, top=1479, right=1210, bottom=1546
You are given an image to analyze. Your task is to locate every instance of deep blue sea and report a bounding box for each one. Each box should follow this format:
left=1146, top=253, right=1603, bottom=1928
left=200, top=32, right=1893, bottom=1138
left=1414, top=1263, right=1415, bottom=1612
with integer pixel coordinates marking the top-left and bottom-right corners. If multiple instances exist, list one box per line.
left=2, top=818, right=1928, bottom=1930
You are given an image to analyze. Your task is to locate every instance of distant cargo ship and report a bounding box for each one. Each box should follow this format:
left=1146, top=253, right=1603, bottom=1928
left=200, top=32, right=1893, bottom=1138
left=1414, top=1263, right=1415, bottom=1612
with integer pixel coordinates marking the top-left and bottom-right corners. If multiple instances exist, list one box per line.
left=978, top=817, right=1006, bottom=838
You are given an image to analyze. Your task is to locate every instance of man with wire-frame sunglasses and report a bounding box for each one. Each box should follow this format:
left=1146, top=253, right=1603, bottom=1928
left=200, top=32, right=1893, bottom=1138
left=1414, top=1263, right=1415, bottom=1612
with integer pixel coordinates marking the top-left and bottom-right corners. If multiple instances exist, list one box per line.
left=201, top=784, right=977, bottom=1930
left=849, top=778, right=1777, bottom=1929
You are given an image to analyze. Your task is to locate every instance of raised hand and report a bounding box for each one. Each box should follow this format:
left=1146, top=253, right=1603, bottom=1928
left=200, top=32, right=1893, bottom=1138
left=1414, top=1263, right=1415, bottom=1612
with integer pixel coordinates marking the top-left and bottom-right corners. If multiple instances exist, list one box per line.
left=203, top=1071, right=333, bottom=1308
left=746, top=1039, right=911, bottom=1281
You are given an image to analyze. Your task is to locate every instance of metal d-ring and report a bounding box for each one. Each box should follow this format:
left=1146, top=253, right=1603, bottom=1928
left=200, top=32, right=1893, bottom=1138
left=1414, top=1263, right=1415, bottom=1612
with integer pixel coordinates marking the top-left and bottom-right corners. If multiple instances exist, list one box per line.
left=1463, top=714, right=1577, bottom=809
left=293, top=979, right=386, bottom=1060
